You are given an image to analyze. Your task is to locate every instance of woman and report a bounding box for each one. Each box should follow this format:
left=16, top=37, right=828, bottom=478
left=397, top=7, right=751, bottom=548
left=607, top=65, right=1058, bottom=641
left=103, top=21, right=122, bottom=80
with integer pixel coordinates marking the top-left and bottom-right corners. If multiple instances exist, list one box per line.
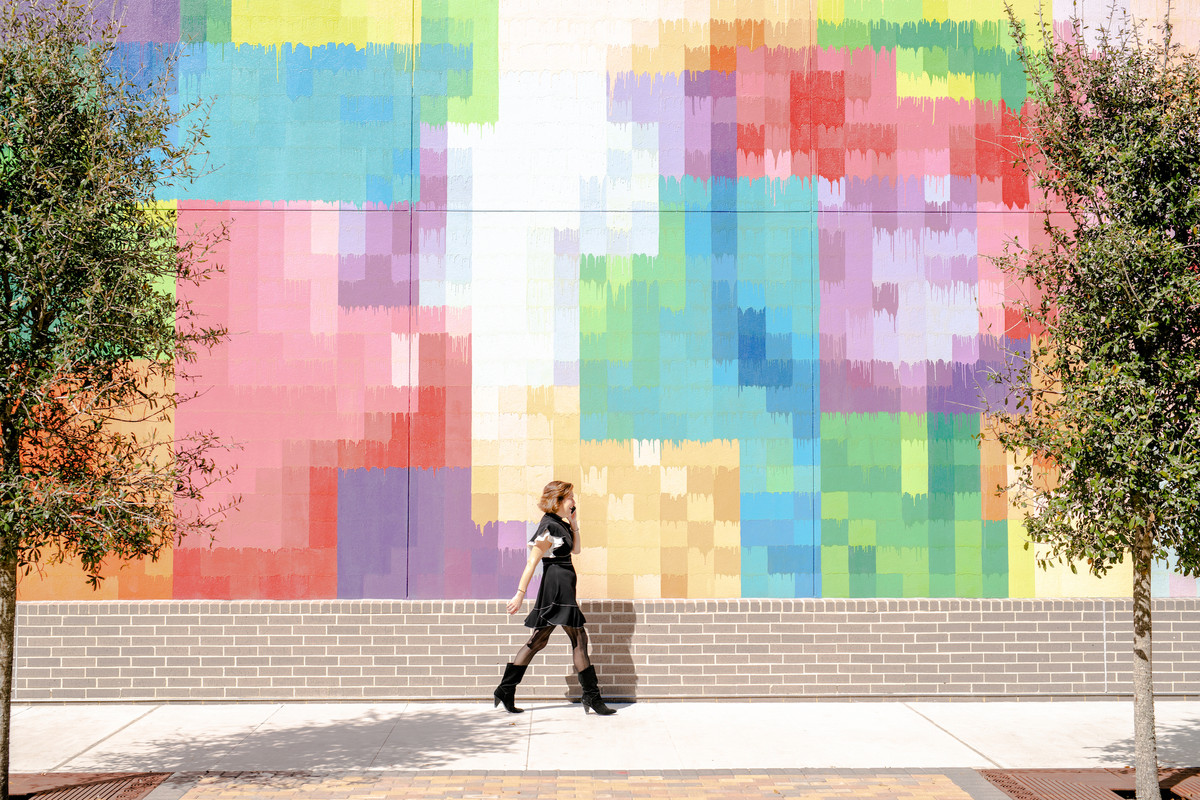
left=493, top=480, right=616, bottom=715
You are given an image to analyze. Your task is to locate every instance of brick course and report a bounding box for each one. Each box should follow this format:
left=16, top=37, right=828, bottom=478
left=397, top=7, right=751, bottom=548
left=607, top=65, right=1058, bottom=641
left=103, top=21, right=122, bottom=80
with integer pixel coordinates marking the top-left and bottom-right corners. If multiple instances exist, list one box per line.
left=13, top=599, right=1200, bottom=701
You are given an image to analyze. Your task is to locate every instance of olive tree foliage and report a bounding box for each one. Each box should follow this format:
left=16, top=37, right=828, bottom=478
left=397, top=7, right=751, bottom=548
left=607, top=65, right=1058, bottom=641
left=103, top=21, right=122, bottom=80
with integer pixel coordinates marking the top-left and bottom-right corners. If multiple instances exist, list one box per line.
left=0, top=0, right=235, bottom=583
left=989, top=4, right=1200, bottom=798
left=0, top=0, right=235, bottom=794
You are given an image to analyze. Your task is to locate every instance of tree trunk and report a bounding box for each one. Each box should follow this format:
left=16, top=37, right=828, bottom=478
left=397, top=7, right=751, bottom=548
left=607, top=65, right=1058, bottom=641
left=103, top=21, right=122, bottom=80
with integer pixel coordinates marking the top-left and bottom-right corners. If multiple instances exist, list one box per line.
left=1133, top=523, right=1159, bottom=800
left=0, top=552, right=15, bottom=800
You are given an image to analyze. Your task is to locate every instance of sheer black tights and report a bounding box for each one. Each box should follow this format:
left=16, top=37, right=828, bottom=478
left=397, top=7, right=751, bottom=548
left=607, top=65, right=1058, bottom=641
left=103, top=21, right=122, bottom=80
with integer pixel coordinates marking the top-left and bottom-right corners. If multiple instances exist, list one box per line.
left=563, top=626, right=592, bottom=672
left=512, top=626, right=552, bottom=667
left=511, top=625, right=591, bottom=672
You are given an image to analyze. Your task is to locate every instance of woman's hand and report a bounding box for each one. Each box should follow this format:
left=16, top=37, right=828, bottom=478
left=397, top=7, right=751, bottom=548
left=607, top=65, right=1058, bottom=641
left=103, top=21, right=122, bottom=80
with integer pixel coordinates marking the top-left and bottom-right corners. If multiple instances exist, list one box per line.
left=506, top=592, right=525, bottom=615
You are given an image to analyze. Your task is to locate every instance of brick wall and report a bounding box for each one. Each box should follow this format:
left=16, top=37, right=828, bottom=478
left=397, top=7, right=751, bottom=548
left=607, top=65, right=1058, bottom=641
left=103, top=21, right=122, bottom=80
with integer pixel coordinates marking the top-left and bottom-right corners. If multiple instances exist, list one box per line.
left=13, top=599, right=1200, bottom=702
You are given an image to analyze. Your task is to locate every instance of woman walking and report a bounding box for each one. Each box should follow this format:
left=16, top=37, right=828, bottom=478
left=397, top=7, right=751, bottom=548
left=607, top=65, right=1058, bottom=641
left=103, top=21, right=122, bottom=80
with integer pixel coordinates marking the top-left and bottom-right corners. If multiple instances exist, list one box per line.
left=493, top=480, right=616, bottom=715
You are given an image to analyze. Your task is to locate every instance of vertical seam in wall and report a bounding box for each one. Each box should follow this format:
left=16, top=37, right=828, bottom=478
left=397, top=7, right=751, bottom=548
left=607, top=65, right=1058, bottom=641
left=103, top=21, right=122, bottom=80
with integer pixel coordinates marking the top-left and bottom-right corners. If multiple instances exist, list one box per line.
left=809, top=59, right=820, bottom=598
left=1103, top=598, right=1109, bottom=694
left=405, top=0, right=417, bottom=602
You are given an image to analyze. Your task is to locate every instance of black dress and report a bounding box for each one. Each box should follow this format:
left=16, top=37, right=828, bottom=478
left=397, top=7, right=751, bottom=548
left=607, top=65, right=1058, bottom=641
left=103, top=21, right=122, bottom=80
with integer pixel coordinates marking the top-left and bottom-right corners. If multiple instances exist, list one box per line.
left=523, top=512, right=587, bottom=629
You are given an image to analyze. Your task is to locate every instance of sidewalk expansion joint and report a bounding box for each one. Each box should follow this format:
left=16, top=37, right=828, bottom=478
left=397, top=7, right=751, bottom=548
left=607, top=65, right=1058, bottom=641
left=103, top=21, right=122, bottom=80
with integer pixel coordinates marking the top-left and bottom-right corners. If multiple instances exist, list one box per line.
left=902, top=703, right=1002, bottom=769
left=49, top=705, right=163, bottom=772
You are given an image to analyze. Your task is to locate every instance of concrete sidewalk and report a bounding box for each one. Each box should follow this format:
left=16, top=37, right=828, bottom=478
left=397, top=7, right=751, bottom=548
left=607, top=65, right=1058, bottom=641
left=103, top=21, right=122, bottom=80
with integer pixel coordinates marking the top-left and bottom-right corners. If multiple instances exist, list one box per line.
left=14, top=699, right=1200, bottom=772
left=13, top=700, right=1200, bottom=800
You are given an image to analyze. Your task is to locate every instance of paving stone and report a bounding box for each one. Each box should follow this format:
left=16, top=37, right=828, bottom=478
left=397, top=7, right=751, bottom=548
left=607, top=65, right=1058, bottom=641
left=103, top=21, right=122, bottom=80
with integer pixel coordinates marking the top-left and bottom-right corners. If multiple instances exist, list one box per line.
left=150, top=770, right=985, bottom=800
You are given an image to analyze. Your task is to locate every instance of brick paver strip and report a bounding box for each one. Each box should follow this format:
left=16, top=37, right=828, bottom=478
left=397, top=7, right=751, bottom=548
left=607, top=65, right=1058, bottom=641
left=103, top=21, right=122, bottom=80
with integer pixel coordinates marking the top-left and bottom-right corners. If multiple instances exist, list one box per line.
left=150, top=770, right=1002, bottom=800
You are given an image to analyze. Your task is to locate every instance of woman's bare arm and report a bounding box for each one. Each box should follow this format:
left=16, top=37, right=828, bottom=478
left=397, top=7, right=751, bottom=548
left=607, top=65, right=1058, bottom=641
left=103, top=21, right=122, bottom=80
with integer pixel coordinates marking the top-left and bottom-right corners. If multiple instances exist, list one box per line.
left=507, top=539, right=551, bottom=615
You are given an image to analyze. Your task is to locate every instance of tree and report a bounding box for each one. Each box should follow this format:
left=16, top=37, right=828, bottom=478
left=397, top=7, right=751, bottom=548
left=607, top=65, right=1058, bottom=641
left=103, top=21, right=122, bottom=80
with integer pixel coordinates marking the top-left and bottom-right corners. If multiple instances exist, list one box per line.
left=0, top=0, right=236, bottom=795
left=989, top=5, right=1200, bottom=799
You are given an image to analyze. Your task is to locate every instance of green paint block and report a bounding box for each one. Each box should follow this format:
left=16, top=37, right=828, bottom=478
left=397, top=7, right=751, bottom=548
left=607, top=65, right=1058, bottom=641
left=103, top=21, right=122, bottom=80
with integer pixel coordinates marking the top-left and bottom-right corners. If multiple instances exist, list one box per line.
left=928, top=484, right=954, bottom=518
left=420, top=94, right=449, bottom=127
left=876, top=545, right=927, bottom=577
left=823, top=541, right=850, bottom=573
left=444, top=0, right=500, bottom=126
left=822, top=438, right=848, bottom=469
left=604, top=403, right=633, bottom=440
left=849, top=570, right=877, bottom=598
left=974, top=19, right=1002, bottom=49
left=929, top=544, right=955, bottom=575
left=923, top=46, right=949, bottom=77
left=954, top=491, right=982, bottom=520
left=955, top=519, right=983, bottom=548
left=955, top=548, right=982, bottom=582
left=955, top=573, right=983, bottom=598
left=875, top=573, right=903, bottom=597
left=954, top=466, right=981, bottom=493
left=929, top=573, right=957, bottom=597
left=854, top=491, right=901, bottom=521
left=631, top=359, right=659, bottom=388
left=848, top=519, right=876, bottom=548
left=579, top=254, right=606, bottom=283
left=928, top=519, right=955, bottom=550
left=982, top=518, right=1008, bottom=549
left=982, top=571, right=1008, bottom=598
left=822, top=519, right=849, bottom=547
left=903, top=573, right=930, bottom=597
left=765, top=464, right=796, bottom=494
left=845, top=0, right=923, bottom=25
left=901, top=492, right=929, bottom=522
left=869, top=465, right=903, bottom=493
left=606, top=255, right=633, bottom=288
left=181, top=0, right=230, bottom=43
left=1001, top=53, right=1030, bottom=109
left=823, top=491, right=849, bottom=520
left=948, top=41, right=974, bottom=76
left=606, top=332, right=633, bottom=363
left=823, top=572, right=850, bottom=598
left=817, top=20, right=862, bottom=50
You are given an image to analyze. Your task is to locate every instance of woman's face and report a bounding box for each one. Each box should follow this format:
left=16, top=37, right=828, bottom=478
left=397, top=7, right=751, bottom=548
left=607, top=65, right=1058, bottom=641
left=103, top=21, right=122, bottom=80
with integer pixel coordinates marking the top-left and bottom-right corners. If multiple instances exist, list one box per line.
left=558, top=491, right=576, bottom=518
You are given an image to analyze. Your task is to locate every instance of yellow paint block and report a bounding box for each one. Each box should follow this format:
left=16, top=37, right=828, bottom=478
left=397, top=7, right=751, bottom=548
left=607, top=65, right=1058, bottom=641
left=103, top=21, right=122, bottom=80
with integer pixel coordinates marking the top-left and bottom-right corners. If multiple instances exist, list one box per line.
left=713, top=572, right=741, bottom=597
left=713, top=520, right=740, bottom=549
left=1035, top=548, right=1133, bottom=598
left=686, top=492, right=716, bottom=523
left=632, top=573, right=662, bottom=599
left=660, top=520, right=690, bottom=549
left=230, top=0, right=417, bottom=46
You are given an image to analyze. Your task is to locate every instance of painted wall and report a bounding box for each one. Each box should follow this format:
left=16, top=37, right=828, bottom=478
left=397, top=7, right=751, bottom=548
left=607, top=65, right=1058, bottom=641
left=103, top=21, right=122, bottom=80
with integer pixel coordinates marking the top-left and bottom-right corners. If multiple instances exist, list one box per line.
left=19, top=0, right=1200, bottom=601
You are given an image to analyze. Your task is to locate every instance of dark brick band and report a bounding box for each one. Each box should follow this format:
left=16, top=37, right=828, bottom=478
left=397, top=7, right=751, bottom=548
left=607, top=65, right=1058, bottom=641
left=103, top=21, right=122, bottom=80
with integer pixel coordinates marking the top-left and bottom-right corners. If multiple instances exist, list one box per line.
left=14, top=598, right=1200, bottom=701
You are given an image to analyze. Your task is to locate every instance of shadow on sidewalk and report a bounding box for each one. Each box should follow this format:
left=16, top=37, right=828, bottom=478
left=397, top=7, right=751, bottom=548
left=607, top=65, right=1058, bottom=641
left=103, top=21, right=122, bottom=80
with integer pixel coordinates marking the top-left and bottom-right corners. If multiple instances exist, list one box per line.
left=70, top=705, right=523, bottom=772
left=1093, top=715, right=1200, bottom=767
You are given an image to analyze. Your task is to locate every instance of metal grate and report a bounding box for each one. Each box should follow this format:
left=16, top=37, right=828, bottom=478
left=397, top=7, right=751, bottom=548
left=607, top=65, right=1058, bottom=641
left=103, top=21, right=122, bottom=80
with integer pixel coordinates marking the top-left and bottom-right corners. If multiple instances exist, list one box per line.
left=12, top=773, right=170, bottom=800
left=981, top=769, right=1200, bottom=800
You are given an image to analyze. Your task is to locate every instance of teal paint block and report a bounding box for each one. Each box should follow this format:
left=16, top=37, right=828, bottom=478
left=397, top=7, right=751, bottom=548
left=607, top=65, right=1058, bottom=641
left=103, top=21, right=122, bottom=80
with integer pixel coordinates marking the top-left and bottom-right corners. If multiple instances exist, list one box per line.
left=875, top=573, right=904, bottom=596
left=929, top=573, right=958, bottom=597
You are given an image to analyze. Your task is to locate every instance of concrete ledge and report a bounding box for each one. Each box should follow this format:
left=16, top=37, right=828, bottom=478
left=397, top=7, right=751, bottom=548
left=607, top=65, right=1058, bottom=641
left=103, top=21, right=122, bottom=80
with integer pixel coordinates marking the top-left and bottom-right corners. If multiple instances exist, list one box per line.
left=14, top=598, right=1199, bottom=701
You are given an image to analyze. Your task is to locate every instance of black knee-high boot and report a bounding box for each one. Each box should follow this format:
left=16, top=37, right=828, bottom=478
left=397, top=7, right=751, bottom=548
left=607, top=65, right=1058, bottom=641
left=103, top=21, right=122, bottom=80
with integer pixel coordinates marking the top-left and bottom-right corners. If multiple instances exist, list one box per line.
left=493, top=662, right=527, bottom=713
left=577, top=665, right=616, bottom=715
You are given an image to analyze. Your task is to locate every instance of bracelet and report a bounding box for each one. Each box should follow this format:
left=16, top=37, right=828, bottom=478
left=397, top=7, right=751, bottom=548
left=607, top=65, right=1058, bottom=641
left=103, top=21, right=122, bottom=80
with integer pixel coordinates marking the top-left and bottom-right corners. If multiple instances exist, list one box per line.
left=516, top=588, right=526, bottom=595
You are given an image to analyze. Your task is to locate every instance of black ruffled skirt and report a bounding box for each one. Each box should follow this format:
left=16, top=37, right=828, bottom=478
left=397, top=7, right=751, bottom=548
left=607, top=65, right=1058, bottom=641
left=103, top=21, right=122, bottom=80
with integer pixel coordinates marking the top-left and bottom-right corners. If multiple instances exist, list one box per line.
left=523, top=558, right=587, bottom=628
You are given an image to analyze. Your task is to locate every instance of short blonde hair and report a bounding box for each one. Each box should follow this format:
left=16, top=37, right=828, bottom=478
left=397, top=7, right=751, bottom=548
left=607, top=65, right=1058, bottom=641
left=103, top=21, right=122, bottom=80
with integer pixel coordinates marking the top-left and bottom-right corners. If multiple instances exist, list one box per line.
left=537, top=480, right=573, bottom=514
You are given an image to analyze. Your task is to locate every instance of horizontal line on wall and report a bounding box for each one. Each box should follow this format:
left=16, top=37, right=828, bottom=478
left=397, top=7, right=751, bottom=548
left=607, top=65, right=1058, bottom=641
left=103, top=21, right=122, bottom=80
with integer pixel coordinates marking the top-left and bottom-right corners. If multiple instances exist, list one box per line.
left=16, top=693, right=1200, bottom=705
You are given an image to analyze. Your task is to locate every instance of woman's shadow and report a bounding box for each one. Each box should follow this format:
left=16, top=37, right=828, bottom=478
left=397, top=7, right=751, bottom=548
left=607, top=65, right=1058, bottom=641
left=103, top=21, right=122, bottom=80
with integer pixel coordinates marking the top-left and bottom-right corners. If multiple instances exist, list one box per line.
left=563, top=600, right=638, bottom=702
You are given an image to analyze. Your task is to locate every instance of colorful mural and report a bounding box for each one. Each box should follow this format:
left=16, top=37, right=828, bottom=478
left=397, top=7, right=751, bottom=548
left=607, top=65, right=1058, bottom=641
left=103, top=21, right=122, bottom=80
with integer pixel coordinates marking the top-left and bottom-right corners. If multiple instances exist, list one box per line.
left=19, top=0, right=1200, bottom=601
